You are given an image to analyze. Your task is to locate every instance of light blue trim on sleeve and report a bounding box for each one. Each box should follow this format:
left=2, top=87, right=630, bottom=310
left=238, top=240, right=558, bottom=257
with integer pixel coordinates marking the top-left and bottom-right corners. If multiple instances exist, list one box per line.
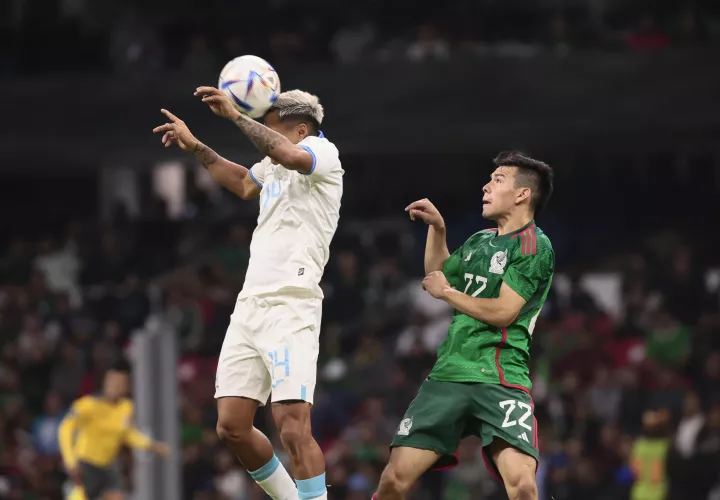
left=248, top=168, right=263, bottom=188
left=299, top=145, right=316, bottom=175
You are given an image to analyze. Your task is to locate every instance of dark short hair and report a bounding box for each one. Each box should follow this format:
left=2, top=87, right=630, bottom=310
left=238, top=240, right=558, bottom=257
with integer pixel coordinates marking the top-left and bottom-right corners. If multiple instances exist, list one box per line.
left=267, top=108, right=320, bottom=137
left=493, top=151, right=554, bottom=215
left=283, top=114, right=320, bottom=136
left=109, top=358, right=131, bottom=374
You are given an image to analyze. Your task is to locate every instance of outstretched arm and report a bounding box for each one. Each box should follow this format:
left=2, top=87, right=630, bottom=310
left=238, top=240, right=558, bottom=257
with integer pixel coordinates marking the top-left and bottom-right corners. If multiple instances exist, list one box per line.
left=153, top=109, right=260, bottom=200
left=406, top=199, right=450, bottom=274
left=124, top=422, right=170, bottom=457
left=195, top=86, right=314, bottom=173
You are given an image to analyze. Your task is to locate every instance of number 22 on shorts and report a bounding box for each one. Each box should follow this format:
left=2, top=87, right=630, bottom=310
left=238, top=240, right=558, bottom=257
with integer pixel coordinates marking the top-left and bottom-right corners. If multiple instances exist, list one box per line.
left=499, top=399, right=532, bottom=430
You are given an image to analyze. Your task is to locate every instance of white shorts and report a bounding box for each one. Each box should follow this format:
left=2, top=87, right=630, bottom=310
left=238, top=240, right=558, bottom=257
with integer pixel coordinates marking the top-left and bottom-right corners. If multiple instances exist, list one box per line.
left=215, top=293, right=322, bottom=405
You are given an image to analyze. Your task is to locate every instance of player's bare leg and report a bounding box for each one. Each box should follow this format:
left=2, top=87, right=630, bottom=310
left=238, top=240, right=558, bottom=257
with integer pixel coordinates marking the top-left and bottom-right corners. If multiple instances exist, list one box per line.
left=217, top=397, right=274, bottom=470
left=489, top=439, right=538, bottom=500
left=273, top=401, right=326, bottom=498
left=375, top=446, right=440, bottom=500
left=217, top=397, right=297, bottom=500
left=103, top=491, right=123, bottom=500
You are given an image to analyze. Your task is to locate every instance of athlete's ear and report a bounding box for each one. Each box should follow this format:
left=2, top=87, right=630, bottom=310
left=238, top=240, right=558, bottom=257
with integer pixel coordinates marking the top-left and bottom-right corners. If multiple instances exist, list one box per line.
left=296, top=122, right=308, bottom=140
left=515, top=187, right=531, bottom=206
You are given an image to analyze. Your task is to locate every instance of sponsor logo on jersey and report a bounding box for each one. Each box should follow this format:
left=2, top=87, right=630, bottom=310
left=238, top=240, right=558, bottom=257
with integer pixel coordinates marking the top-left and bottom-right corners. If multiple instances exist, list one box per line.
left=489, top=250, right=508, bottom=274
left=518, top=432, right=529, bottom=443
left=298, top=268, right=305, bottom=276
left=464, top=252, right=473, bottom=262
left=397, top=417, right=413, bottom=436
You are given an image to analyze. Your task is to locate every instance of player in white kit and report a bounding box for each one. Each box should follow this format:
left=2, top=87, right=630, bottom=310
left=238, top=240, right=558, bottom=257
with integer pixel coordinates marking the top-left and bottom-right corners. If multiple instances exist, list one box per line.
left=153, top=86, right=342, bottom=500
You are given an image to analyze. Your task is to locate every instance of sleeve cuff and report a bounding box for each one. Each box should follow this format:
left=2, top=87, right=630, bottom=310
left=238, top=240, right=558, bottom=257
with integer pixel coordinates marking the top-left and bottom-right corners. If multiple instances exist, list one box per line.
left=248, top=169, right=263, bottom=188
left=299, top=145, right=316, bottom=175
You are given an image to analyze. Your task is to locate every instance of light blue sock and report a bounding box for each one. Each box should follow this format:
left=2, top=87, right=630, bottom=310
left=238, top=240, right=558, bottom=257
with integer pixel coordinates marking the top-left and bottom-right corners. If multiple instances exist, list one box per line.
left=248, top=455, right=281, bottom=482
left=296, top=472, right=327, bottom=500
left=248, top=455, right=298, bottom=500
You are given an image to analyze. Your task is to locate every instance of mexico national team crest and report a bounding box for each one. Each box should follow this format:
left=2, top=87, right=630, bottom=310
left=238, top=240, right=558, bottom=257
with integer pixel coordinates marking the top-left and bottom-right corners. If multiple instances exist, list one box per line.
left=397, top=417, right=413, bottom=436
left=489, top=250, right=508, bottom=275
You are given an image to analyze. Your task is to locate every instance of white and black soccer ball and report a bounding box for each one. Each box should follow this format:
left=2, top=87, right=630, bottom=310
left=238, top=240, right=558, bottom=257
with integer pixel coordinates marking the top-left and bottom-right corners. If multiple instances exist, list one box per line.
left=218, top=55, right=281, bottom=119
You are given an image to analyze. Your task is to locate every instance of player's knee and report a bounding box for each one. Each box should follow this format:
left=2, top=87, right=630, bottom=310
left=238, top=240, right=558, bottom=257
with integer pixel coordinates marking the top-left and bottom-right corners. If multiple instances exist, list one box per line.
left=273, top=403, right=312, bottom=455
left=505, top=473, right=537, bottom=500
left=379, top=464, right=413, bottom=495
left=216, top=419, right=252, bottom=445
left=277, top=416, right=310, bottom=454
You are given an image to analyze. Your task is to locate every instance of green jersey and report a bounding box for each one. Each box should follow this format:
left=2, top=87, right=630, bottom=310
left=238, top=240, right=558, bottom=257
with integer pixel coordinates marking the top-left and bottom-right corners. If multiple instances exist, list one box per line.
left=429, top=221, right=554, bottom=390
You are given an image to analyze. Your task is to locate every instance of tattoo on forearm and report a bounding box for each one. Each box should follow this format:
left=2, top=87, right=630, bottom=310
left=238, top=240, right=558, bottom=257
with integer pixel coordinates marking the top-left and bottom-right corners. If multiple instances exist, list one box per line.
left=192, top=141, right=219, bottom=168
left=233, top=114, right=284, bottom=155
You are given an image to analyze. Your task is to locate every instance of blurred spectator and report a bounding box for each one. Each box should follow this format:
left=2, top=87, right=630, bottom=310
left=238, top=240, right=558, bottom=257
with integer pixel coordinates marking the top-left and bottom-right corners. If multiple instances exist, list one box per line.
left=645, top=310, right=692, bottom=369
left=109, top=7, right=164, bottom=76
left=630, top=409, right=672, bottom=500
left=587, top=366, right=622, bottom=422
left=34, top=237, right=81, bottom=306
left=331, top=17, right=377, bottom=64
left=115, top=273, right=150, bottom=332
left=31, top=391, right=65, bottom=457
left=50, top=341, right=84, bottom=404
left=406, top=24, right=450, bottom=62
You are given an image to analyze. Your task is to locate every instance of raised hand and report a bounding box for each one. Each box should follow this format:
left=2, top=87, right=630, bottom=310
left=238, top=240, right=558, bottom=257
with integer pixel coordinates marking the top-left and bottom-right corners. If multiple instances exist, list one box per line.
left=152, top=109, right=199, bottom=152
left=405, top=199, right=445, bottom=228
left=194, top=86, right=239, bottom=120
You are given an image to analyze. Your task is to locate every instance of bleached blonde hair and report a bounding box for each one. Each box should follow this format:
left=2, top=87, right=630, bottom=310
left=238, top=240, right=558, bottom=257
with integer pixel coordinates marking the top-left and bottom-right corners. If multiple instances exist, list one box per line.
left=271, top=89, right=324, bottom=125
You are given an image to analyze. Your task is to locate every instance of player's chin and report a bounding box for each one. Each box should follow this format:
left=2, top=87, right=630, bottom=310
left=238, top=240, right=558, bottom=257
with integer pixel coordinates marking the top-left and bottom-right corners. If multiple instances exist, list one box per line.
left=481, top=206, right=497, bottom=220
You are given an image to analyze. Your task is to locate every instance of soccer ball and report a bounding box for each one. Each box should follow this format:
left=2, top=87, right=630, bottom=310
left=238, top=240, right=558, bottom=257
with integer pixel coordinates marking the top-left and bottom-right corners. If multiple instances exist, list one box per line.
left=219, top=55, right=281, bottom=119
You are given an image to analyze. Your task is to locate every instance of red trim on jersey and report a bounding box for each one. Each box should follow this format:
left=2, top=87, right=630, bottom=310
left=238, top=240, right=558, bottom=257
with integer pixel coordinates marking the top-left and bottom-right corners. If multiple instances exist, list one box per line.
left=494, top=328, right=531, bottom=394
left=372, top=494, right=378, bottom=500
left=533, top=415, right=540, bottom=451
left=482, top=228, right=498, bottom=233
left=510, top=225, right=537, bottom=256
left=528, top=225, right=537, bottom=255
left=512, top=228, right=529, bottom=255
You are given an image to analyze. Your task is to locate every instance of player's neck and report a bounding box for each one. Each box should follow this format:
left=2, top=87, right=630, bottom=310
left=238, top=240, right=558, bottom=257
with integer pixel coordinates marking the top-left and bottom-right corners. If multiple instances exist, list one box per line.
left=496, top=212, right=534, bottom=237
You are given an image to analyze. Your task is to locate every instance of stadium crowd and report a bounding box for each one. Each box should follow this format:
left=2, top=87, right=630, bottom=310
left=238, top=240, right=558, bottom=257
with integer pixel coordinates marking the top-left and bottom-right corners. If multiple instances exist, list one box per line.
left=0, top=201, right=719, bottom=499
left=2, top=0, right=720, bottom=75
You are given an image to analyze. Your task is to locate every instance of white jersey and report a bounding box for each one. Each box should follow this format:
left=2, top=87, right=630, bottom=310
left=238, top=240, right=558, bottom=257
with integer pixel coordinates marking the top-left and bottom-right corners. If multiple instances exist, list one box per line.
left=239, top=134, right=343, bottom=299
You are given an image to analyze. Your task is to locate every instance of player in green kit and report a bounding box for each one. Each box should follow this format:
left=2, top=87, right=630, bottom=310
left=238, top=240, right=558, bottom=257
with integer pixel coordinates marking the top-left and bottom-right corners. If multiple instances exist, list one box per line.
left=373, top=152, right=555, bottom=500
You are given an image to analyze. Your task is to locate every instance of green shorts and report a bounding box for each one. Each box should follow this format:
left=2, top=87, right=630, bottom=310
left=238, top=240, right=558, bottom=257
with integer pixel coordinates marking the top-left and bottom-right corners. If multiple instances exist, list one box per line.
left=390, top=378, right=539, bottom=478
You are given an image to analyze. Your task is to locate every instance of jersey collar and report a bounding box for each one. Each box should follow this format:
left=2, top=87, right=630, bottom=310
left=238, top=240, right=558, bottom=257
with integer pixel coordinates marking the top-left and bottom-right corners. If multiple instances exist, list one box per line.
left=318, top=131, right=325, bottom=138
left=494, top=219, right=535, bottom=240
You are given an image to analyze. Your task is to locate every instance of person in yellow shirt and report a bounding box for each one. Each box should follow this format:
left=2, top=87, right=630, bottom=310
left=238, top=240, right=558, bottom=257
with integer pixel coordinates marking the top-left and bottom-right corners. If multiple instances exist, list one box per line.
left=630, top=408, right=671, bottom=500
left=58, top=359, right=170, bottom=500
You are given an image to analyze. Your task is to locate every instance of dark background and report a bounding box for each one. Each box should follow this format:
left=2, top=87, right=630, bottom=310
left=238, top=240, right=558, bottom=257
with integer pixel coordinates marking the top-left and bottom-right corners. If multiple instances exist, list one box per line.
left=1, top=0, right=720, bottom=499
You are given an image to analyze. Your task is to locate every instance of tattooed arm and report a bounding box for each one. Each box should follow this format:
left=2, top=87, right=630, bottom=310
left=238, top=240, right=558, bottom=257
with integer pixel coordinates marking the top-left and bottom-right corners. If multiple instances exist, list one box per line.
left=230, top=112, right=314, bottom=173
left=195, top=86, right=314, bottom=173
left=192, top=141, right=261, bottom=200
left=152, top=109, right=260, bottom=200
